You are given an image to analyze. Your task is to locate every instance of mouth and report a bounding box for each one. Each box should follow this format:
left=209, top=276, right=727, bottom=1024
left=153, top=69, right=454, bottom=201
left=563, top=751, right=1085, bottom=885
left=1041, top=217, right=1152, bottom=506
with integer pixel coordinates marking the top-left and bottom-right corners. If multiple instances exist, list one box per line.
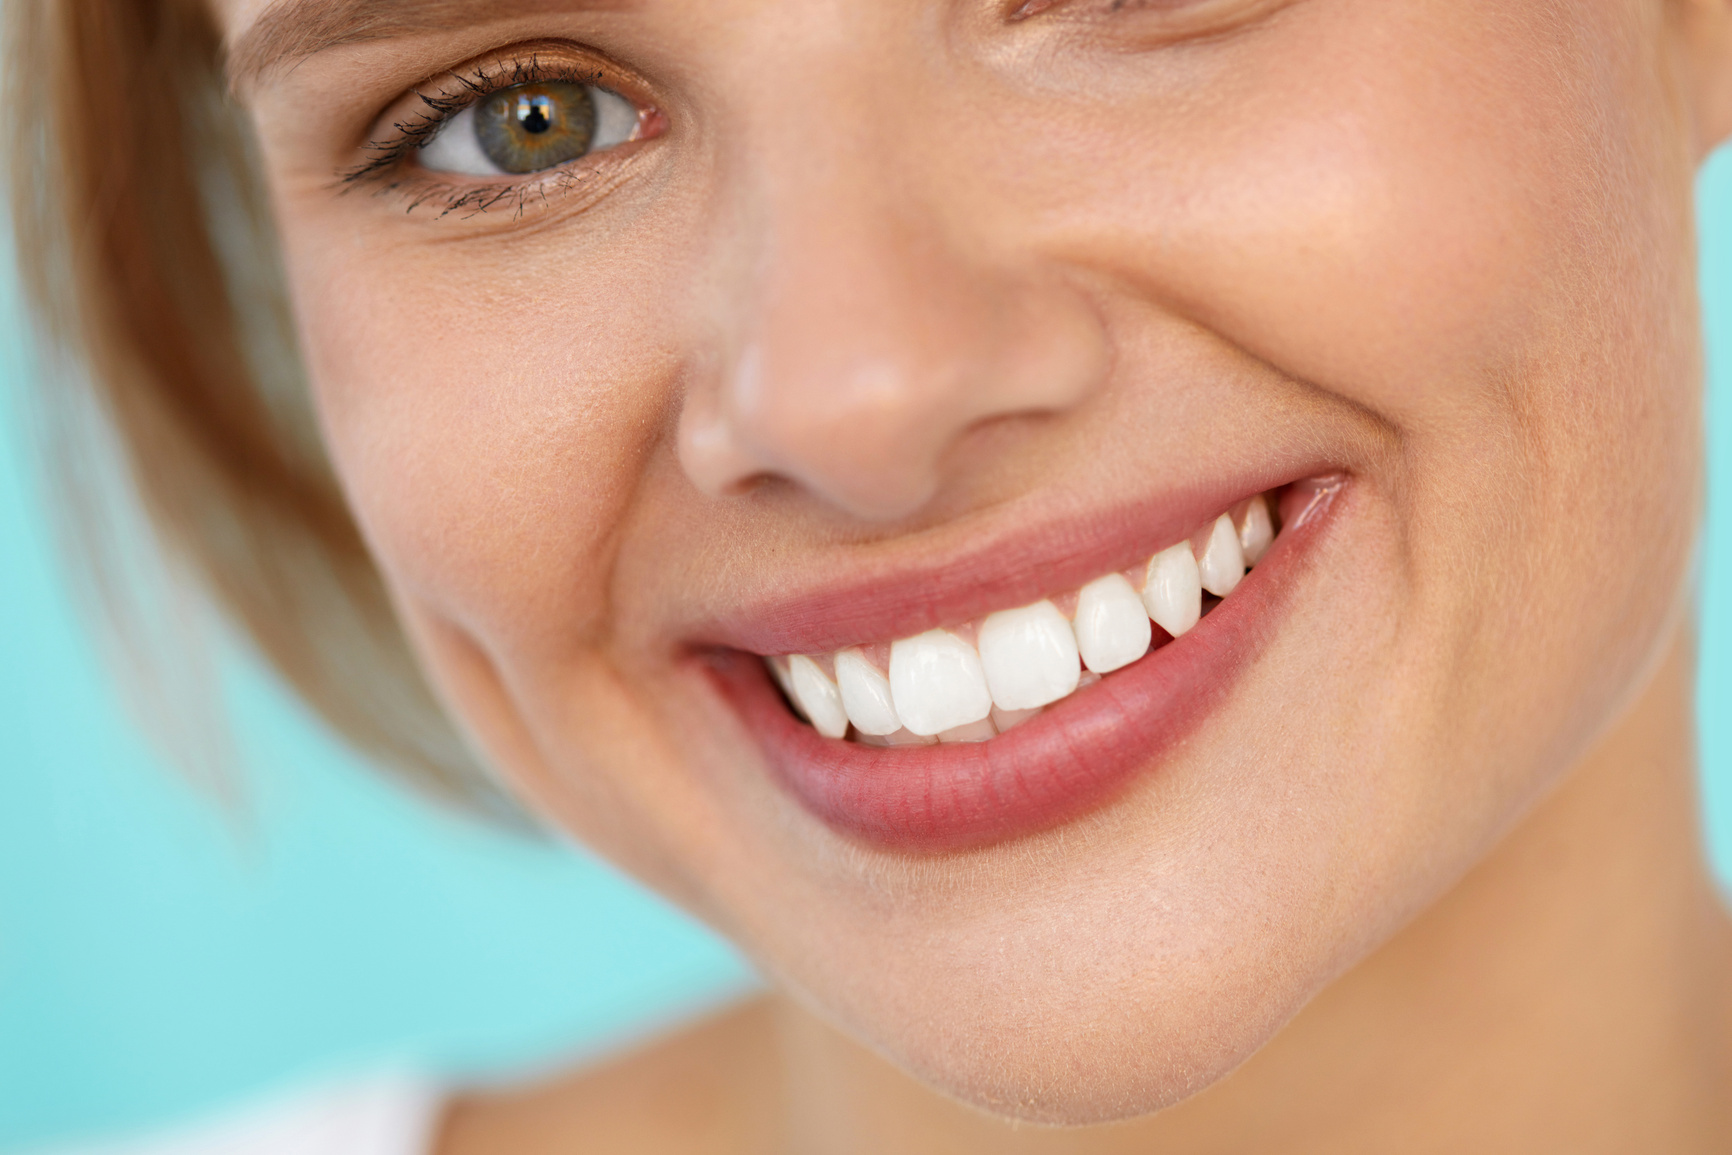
left=705, top=475, right=1346, bottom=853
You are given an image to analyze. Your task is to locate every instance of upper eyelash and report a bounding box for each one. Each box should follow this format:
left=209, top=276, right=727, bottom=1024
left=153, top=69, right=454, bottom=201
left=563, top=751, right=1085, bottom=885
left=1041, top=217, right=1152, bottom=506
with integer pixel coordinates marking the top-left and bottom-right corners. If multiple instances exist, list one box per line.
left=338, top=54, right=614, bottom=214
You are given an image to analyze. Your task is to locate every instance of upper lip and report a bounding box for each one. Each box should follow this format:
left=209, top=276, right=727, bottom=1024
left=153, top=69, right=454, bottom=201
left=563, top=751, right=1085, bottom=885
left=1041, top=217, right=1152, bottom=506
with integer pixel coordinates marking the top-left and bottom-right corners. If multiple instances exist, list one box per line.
left=679, top=457, right=1336, bottom=658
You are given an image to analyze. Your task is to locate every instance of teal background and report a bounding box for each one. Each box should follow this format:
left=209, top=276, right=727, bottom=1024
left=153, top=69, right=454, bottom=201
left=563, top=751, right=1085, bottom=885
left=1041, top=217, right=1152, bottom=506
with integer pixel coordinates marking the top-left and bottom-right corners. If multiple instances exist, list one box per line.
left=0, top=150, right=1729, bottom=1152
left=0, top=256, right=756, bottom=1144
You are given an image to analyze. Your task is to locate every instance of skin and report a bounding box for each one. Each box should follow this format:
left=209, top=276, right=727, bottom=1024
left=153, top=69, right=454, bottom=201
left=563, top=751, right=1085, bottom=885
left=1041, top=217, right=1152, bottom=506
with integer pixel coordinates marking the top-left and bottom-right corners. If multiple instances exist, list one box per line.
left=441, top=638, right=1732, bottom=1154
left=218, top=0, right=1732, bottom=1146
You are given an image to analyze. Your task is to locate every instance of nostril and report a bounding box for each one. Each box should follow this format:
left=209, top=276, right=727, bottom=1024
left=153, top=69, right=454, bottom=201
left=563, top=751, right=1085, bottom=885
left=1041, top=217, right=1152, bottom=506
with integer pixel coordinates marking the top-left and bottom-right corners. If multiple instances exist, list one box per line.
left=681, top=216, right=1109, bottom=520
left=691, top=378, right=953, bottom=519
left=728, top=472, right=796, bottom=501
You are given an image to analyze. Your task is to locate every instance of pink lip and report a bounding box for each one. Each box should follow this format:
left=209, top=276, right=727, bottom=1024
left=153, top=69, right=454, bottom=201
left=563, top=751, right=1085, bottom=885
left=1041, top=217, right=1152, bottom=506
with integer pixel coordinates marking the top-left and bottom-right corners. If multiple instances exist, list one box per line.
left=706, top=480, right=1344, bottom=853
left=688, top=466, right=1327, bottom=658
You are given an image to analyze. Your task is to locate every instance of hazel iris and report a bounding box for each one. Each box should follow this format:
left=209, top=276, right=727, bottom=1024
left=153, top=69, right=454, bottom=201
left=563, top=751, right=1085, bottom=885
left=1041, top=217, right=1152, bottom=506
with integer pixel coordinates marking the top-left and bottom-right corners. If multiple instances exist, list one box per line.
left=473, top=82, right=596, bottom=175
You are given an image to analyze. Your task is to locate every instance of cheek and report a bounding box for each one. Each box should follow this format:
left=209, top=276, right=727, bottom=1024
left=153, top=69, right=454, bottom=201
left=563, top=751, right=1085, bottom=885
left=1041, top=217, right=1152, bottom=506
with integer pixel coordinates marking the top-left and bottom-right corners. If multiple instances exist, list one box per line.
left=1040, top=0, right=1687, bottom=442
left=975, top=0, right=1700, bottom=893
left=278, top=221, right=685, bottom=646
left=1034, top=0, right=1698, bottom=668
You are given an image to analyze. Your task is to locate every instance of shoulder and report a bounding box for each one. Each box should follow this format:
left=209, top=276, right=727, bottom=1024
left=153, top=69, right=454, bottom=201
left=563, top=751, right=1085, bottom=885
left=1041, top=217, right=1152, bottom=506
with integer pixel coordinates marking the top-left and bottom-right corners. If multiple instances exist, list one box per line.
left=435, top=997, right=781, bottom=1155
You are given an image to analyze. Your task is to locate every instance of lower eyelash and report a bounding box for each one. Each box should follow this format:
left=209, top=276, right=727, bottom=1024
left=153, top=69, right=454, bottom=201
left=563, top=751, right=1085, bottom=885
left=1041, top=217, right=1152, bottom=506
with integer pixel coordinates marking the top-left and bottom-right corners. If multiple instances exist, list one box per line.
left=391, top=166, right=604, bottom=220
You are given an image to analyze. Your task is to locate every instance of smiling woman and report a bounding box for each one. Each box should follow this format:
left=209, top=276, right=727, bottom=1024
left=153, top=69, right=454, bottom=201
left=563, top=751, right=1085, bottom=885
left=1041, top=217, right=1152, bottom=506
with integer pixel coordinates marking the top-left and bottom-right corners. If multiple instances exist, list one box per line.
left=9, top=0, right=1732, bottom=1152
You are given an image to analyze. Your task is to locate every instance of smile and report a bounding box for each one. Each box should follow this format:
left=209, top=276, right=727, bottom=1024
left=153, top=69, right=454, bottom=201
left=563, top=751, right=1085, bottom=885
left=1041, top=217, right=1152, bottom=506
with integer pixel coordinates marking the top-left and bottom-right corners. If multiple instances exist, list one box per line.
left=766, top=491, right=1279, bottom=745
left=709, top=475, right=1347, bottom=852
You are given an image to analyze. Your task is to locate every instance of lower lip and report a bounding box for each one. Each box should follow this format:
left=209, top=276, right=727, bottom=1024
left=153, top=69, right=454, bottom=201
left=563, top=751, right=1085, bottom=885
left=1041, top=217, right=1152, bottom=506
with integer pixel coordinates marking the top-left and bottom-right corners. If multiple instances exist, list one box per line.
left=708, top=492, right=1337, bottom=854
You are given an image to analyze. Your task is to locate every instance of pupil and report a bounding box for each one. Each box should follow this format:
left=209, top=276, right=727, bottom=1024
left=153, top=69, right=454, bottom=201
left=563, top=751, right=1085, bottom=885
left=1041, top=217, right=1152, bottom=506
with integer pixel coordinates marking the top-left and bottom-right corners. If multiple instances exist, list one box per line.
left=516, top=95, right=555, bottom=135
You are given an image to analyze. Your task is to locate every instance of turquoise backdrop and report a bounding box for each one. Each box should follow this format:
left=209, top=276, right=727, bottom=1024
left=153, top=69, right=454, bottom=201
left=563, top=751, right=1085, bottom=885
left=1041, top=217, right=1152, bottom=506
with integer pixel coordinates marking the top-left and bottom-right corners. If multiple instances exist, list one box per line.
left=1, top=151, right=1729, bottom=1153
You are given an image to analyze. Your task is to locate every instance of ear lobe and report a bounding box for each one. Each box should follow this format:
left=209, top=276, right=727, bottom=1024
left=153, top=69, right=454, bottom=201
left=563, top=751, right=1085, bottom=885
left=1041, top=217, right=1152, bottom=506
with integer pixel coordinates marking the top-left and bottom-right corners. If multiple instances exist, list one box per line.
left=1679, top=0, right=1732, bottom=157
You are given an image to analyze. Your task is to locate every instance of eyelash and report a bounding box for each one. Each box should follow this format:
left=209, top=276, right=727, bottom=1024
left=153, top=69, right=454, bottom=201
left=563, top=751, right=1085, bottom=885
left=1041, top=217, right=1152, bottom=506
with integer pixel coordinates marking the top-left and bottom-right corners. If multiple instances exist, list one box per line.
left=1014, top=0, right=1293, bottom=42
left=340, top=55, right=637, bottom=218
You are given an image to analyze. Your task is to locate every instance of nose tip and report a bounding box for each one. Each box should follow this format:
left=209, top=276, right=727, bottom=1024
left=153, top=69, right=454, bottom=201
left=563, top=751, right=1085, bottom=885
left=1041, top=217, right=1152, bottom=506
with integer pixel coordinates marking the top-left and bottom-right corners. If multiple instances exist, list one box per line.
left=677, top=261, right=1108, bottom=523
left=681, top=351, right=954, bottom=521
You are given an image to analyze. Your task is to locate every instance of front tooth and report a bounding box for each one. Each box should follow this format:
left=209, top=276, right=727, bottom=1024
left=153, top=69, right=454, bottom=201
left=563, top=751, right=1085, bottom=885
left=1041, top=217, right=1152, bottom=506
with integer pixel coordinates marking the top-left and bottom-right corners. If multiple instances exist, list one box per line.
left=991, top=705, right=1042, bottom=733
left=788, top=655, right=850, bottom=739
left=1238, top=493, right=1274, bottom=565
left=889, top=630, right=994, bottom=737
left=938, top=717, right=998, bottom=743
left=977, top=600, right=1082, bottom=711
left=1072, top=573, right=1153, bottom=674
left=1197, top=514, right=1245, bottom=597
left=1143, top=542, right=1202, bottom=637
left=767, top=656, right=798, bottom=703
left=834, top=648, right=902, bottom=736
left=857, top=727, right=939, bottom=747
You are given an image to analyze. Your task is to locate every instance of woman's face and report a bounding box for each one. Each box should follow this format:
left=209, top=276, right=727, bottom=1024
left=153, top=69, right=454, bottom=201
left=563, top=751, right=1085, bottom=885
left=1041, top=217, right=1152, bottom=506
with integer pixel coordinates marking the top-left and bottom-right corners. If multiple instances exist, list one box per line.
left=232, top=0, right=1706, bottom=1122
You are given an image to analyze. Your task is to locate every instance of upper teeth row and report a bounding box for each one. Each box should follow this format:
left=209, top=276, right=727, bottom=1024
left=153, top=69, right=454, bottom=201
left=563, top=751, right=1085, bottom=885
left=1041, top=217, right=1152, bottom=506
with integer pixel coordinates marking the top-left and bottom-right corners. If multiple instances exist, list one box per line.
left=766, top=494, right=1277, bottom=745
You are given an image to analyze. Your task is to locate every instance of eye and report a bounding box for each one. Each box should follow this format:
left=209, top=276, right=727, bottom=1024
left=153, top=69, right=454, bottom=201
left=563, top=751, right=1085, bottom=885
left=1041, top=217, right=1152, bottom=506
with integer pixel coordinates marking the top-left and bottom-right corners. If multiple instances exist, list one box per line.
left=418, top=80, right=640, bottom=176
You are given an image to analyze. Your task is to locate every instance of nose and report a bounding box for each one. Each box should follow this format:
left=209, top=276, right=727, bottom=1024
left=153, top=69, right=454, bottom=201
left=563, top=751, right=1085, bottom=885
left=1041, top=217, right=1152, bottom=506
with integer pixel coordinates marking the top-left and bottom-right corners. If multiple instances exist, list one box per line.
left=678, top=132, right=1107, bottom=523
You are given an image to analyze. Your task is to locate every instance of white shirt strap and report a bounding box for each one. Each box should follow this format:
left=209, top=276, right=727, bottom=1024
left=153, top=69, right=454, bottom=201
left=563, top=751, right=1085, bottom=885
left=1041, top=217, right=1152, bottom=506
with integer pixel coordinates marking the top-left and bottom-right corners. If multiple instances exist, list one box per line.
left=37, top=1076, right=446, bottom=1155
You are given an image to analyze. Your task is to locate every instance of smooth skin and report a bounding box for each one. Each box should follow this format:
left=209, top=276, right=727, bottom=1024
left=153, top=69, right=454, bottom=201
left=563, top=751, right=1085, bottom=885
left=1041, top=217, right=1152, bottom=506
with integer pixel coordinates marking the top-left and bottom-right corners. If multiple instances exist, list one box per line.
left=218, top=0, right=1732, bottom=1148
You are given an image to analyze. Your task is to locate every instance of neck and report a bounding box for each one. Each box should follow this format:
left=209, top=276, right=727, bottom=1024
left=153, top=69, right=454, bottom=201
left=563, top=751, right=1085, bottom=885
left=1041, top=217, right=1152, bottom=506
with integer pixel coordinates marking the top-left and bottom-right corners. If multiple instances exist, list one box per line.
left=774, top=627, right=1732, bottom=1154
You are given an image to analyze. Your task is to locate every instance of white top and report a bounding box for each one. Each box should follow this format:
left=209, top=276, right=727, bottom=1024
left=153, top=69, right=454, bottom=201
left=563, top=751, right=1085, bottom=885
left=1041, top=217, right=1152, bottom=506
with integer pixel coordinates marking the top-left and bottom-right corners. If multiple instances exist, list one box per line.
left=36, top=1077, right=446, bottom=1155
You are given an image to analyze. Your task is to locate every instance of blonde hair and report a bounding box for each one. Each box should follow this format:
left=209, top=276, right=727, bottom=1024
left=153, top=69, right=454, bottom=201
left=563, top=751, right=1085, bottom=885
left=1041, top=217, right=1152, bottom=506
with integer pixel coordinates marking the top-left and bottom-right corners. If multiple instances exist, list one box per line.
left=4, top=0, right=520, bottom=822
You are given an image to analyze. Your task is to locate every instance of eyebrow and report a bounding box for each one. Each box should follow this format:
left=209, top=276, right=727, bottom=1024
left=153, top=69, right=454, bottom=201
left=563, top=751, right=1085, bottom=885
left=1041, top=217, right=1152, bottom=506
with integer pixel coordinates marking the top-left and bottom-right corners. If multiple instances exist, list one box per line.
left=226, top=0, right=628, bottom=90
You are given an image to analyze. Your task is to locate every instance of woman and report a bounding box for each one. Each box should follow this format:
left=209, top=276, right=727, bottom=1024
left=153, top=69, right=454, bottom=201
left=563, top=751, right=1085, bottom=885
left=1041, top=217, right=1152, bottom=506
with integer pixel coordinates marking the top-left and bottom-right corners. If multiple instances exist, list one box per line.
left=10, top=0, right=1732, bottom=1150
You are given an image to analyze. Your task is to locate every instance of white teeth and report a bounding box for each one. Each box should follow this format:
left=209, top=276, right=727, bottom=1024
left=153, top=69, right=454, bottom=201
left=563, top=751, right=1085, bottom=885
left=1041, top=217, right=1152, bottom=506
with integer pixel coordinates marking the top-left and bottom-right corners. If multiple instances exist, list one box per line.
left=991, top=704, right=1043, bottom=733
left=1197, top=514, right=1245, bottom=598
left=889, top=630, right=994, bottom=737
left=1142, top=542, right=1202, bottom=638
left=1072, top=573, right=1153, bottom=674
left=857, top=727, right=939, bottom=747
left=788, top=655, right=850, bottom=739
left=768, top=656, right=798, bottom=704
left=885, top=728, right=939, bottom=746
left=1238, top=494, right=1274, bottom=565
left=938, top=718, right=998, bottom=744
left=977, top=600, right=1082, bottom=711
left=833, top=647, right=902, bottom=736
left=773, top=489, right=1287, bottom=744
